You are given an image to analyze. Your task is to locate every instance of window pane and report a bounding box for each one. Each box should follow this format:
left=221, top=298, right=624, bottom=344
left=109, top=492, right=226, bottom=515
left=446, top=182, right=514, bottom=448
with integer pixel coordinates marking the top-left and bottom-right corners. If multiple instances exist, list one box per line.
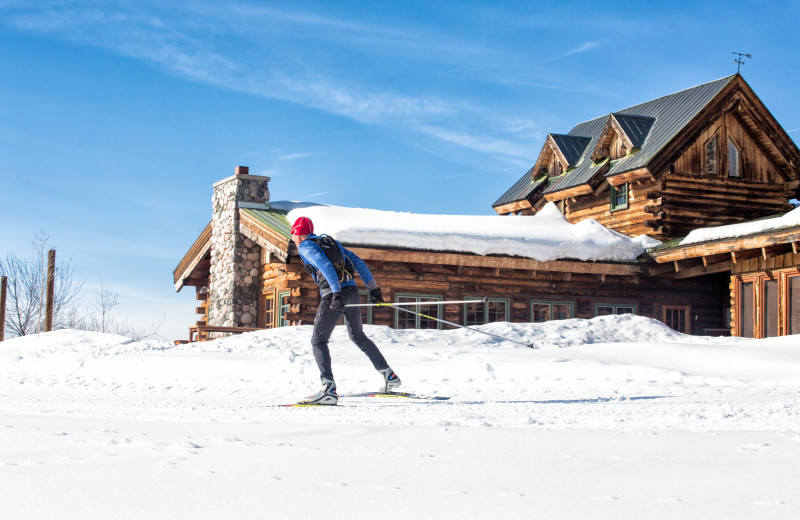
left=359, top=292, right=371, bottom=325
left=728, top=139, right=740, bottom=177
left=532, top=304, right=551, bottom=323
left=741, top=282, right=754, bottom=337
left=706, top=137, right=718, bottom=175
left=616, top=306, right=635, bottom=315
left=487, top=301, right=507, bottom=322
left=790, top=276, right=800, bottom=335
left=665, top=306, right=688, bottom=333
left=596, top=306, right=615, bottom=316
left=552, top=304, right=571, bottom=320
left=465, top=302, right=484, bottom=326
left=396, top=296, right=417, bottom=329
left=419, top=299, right=439, bottom=329
left=764, top=279, right=779, bottom=338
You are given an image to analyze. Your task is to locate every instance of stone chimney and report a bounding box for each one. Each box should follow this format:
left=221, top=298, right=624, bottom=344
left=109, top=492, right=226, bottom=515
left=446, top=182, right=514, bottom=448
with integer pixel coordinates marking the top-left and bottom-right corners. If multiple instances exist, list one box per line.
left=207, top=166, right=271, bottom=328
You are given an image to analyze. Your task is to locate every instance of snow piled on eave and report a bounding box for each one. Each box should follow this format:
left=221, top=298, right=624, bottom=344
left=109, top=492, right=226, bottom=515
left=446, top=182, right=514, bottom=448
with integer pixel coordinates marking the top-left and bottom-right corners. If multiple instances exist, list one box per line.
left=680, top=206, right=800, bottom=246
left=270, top=201, right=660, bottom=263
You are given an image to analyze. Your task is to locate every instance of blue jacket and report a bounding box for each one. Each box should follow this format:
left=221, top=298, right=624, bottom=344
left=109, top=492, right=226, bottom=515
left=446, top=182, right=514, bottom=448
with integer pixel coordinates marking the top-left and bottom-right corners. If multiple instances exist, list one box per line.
left=297, top=234, right=379, bottom=297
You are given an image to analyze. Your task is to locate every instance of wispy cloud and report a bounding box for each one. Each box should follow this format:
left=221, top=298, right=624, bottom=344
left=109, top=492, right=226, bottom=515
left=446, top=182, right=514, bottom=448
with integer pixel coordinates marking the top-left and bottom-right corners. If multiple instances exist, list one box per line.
left=0, top=1, right=558, bottom=162
left=279, top=152, right=314, bottom=161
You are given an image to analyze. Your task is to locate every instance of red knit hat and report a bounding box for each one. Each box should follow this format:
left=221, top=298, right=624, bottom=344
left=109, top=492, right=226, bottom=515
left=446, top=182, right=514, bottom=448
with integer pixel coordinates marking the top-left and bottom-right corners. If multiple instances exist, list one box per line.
left=291, top=216, right=314, bottom=236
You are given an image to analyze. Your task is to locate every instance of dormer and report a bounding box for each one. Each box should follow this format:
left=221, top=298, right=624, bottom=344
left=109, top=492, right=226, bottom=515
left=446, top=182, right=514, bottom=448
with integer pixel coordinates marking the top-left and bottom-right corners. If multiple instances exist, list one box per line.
left=532, top=134, right=591, bottom=180
left=591, top=113, right=655, bottom=162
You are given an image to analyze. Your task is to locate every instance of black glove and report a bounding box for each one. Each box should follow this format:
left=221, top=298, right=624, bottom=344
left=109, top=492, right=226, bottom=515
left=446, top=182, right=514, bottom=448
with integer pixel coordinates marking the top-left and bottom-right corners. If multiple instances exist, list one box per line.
left=330, top=292, right=346, bottom=313
left=368, top=288, right=384, bottom=304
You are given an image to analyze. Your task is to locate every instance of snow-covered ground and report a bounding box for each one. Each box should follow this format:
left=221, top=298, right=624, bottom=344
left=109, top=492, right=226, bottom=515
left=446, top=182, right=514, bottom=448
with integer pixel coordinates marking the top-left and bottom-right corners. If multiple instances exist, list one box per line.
left=2, top=315, right=799, bottom=519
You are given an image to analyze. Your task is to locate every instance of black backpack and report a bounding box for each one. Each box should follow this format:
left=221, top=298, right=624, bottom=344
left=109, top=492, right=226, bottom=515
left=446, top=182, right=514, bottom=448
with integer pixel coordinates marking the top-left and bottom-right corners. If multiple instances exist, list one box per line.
left=305, top=235, right=355, bottom=288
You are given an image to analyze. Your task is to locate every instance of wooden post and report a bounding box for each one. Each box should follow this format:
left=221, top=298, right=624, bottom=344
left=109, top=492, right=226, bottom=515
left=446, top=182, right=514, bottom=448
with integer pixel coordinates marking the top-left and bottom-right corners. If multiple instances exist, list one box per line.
left=1, top=276, right=7, bottom=342
left=44, top=249, right=55, bottom=332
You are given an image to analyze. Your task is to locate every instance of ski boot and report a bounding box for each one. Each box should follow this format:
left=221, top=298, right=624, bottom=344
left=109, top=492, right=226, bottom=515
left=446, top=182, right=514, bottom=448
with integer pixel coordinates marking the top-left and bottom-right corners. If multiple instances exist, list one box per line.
left=379, top=368, right=401, bottom=393
left=300, top=379, right=338, bottom=405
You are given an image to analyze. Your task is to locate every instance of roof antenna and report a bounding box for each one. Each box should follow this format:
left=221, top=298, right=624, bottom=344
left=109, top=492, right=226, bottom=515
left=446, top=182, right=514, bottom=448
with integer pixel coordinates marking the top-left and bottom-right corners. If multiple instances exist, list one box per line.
left=732, top=51, right=751, bottom=74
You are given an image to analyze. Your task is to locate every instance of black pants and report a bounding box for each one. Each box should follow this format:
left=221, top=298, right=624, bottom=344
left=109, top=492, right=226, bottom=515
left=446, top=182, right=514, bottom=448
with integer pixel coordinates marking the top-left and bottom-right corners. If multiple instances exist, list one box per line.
left=311, top=285, right=389, bottom=382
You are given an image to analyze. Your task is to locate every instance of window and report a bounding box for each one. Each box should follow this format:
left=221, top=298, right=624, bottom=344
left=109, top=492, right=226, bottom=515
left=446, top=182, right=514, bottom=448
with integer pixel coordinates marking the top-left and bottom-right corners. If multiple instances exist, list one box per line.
left=610, top=183, right=629, bottom=211
left=531, top=301, right=573, bottom=323
left=261, top=291, right=276, bottom=328
left=277, top=291, right=291, bottom=327
left=595, top=303, right=637, bottom=316
left=465, top=298, right=509, bottom=326
left=789, top=275, right=800, bottom=335
left=728, top=138, right=740, bottom=178
left=737, top=271, right=800, bottom=338
left=358, top=291, right=374, bottom=325
left=763, top=279, right=779, bottom=338
left=395, top=294, right=441, bottom=329
left=663, top=305, right=690, bottom=333
left=706, top=135, right=718, bottom=175
left=739, top=280, right=755, bottom=338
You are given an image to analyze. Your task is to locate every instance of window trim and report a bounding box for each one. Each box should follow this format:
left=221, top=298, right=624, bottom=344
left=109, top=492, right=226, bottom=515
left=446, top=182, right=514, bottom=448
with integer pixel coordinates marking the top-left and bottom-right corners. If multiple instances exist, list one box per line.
left=530, top=300, right=575, bottom=323
left=610, top=182, right=629, bottom=211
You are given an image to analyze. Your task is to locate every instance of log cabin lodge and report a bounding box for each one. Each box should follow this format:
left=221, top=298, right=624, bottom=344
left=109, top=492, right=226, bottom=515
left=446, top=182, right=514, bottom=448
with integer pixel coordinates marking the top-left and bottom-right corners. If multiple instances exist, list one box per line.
left=174, top=75, right=800, bottom=342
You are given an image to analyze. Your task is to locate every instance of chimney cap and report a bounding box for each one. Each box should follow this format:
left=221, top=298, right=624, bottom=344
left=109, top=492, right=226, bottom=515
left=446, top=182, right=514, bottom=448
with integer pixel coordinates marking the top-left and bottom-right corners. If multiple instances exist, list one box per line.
left=235, top=166, right=249, bottom=176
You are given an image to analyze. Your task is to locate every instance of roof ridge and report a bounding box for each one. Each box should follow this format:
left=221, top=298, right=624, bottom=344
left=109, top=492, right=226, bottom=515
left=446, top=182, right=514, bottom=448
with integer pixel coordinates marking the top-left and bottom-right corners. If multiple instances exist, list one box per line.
left=573, top=75, right=736, bottom=127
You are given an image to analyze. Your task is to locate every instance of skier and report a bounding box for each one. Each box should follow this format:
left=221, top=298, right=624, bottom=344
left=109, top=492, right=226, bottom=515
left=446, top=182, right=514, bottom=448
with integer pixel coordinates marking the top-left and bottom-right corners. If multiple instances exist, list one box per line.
left=291, top=216, right=401, bottom=405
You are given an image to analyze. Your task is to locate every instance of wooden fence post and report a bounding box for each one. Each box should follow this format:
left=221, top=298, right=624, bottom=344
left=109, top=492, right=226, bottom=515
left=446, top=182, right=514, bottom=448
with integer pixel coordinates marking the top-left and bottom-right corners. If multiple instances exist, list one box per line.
left=1, top=276, right=7, bottom=342
left=45, top=250, right=55, bottom=332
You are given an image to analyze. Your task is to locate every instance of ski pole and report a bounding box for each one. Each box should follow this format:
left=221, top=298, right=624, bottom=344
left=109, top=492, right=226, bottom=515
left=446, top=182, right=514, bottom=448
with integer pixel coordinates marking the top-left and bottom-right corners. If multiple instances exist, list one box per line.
left=386, top=304, right=534, bottom=349
left=346, top=297, right=489, bottom=308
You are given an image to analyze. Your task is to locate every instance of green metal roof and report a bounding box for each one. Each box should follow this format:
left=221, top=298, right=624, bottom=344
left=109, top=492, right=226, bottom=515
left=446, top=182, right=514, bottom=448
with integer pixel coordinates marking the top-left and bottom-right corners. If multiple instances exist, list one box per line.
left=496, top=76, right=737, bottom=207
left=241, top=207, right=292, bottom=240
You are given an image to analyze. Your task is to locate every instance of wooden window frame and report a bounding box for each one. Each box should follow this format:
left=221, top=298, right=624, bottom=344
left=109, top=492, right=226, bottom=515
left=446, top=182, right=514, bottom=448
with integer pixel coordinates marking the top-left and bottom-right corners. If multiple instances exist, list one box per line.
left=464, top=297, right=510, bottom=326
left=662, top=304, right=691, bottom=334
left=530, top=300, right=574, bottom=323
left=394, top=293, right=442, bottom=330
left=610, top=182, right=629, bottom=212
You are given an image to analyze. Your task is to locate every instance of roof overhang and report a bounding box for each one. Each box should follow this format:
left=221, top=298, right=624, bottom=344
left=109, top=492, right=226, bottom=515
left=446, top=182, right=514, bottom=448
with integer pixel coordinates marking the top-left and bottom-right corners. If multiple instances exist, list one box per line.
left=173, top=222, right=212, bottom=292
left=239, top=208, right=291, bottom=262
left=648, top=226, right=800, bottom=278
left=349, top=246, right=646, bottom=277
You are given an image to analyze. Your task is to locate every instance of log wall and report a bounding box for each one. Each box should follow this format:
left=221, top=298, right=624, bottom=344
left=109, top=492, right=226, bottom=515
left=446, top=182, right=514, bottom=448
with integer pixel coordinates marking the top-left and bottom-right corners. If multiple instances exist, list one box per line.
left=264, top=254, right=729, bottom=334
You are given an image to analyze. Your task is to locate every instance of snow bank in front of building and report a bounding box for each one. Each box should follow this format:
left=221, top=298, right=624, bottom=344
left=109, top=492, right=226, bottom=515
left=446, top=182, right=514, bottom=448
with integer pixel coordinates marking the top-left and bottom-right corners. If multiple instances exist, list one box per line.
left=272, top=201, right=658, bottom=262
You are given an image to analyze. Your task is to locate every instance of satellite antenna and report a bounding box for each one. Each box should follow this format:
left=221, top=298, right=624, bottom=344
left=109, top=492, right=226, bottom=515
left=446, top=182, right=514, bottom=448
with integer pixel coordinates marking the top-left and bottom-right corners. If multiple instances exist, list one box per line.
left=732, top=52, right=751, bottom=73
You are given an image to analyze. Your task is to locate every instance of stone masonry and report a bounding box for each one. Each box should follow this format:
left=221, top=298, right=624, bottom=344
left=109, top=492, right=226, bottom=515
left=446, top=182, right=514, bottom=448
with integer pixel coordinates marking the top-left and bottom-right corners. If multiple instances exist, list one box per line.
left=207, top=166, right=270, bottom=329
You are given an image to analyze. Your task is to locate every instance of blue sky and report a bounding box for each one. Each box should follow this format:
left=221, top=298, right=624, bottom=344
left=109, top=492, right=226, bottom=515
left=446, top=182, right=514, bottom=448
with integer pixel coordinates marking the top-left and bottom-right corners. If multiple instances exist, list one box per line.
left=2, top=0, right=799, bottom=340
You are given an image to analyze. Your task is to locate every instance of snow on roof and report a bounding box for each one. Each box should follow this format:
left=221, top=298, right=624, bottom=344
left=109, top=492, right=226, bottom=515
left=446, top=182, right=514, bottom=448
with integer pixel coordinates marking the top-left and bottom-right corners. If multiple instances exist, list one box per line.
left=680, top=206, right=800, bottom=246
left=270, top=201, right=661, bottom=263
